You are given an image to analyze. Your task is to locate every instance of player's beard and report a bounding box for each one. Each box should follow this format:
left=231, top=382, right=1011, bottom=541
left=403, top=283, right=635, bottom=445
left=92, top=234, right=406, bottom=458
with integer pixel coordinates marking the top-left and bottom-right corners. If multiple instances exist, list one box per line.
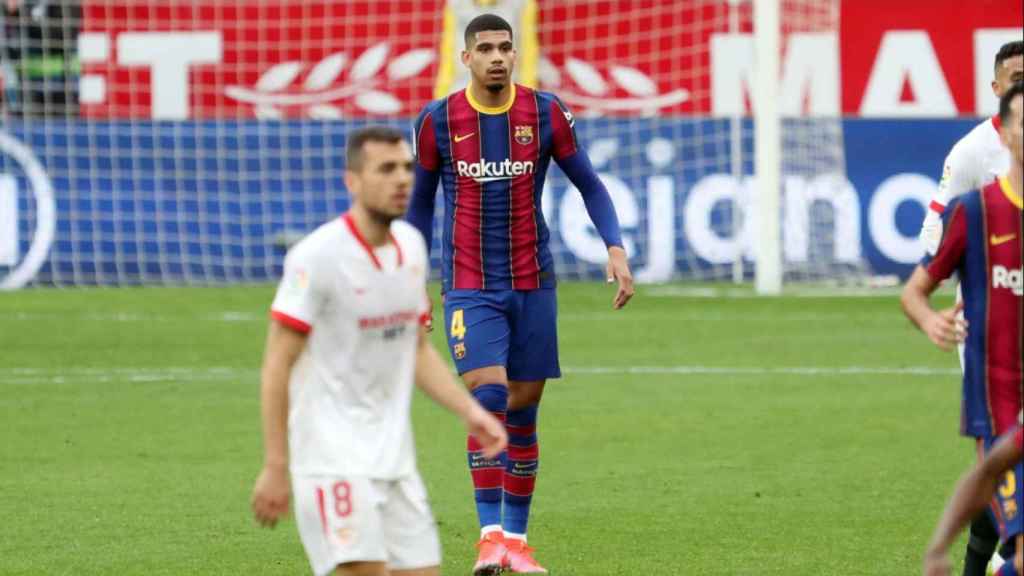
left=365, top=204, right=399, bottom=228
left=485, top=81, right=505, bottom=94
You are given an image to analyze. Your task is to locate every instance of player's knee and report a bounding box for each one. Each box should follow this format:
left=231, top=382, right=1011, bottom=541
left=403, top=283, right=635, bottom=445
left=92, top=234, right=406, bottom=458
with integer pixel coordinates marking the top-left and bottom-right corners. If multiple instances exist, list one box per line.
left=334, top=561, right=389, bottom=576
left=508, top=380, right=545, bottom=410
left=391, top=567, right=440, bottom=576
left=1016, top=536, right=1023, bottom=574
left=462, top=366, right=508, bottom=389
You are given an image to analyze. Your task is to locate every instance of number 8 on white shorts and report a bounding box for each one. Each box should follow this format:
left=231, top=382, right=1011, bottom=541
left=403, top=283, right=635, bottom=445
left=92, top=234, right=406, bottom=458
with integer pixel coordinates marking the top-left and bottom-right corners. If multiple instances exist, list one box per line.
left=292, top=474, right=441, bottom=576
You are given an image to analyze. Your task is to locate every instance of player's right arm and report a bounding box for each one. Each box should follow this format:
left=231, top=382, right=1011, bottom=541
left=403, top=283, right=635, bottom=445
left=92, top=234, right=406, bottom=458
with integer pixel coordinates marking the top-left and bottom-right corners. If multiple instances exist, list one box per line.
left=408, top=108, right=442, bottom=329
left=413, top=327, right=508, bottom=458
left=900, top=199, right=969, bottom=351
left=252, top=248, right=320, bottom=527
left=923, top=428, right=1023, bottom=576
left=920, top=142, right=976, bottom=255
left=252, top=320, right=307, bottom=528
left=407, top=107, right=442, bottom=249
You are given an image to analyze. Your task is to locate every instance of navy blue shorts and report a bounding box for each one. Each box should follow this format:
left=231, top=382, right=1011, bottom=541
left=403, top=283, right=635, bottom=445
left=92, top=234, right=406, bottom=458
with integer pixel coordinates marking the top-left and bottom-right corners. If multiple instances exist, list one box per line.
left=983, top=434, right=1023, bottom=543
left=442, top=289, right=561, bottom=381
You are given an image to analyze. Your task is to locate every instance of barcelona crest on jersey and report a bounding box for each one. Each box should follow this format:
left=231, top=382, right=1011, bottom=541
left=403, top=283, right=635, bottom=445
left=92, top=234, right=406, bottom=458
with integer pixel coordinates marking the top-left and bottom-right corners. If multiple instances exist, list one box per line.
left=515, top=125, right=534, bottom=145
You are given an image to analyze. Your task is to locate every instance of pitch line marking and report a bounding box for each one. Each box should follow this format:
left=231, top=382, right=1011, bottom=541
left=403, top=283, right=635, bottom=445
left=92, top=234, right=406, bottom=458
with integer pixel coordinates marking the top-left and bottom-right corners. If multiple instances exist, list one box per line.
left=0, top=364, right=959, bottom=385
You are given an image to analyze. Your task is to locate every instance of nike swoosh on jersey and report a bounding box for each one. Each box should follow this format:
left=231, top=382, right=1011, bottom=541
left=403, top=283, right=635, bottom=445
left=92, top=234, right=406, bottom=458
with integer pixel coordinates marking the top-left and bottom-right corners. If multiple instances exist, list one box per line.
left=453, top=133, right=475, bottom=143
left=991, top=233, right=1017, bottom=246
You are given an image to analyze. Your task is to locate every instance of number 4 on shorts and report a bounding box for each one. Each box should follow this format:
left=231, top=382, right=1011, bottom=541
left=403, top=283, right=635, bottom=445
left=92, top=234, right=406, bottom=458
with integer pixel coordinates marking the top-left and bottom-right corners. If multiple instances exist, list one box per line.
left=450, top=309, right=466, bottom=340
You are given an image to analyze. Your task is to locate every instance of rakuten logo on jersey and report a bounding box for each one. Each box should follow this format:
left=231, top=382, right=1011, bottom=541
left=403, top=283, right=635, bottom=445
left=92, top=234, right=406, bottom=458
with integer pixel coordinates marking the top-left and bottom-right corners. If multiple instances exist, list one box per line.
left=456, top=159, right=535, bottom=183
left=993, top=266, right=1023, bottom=296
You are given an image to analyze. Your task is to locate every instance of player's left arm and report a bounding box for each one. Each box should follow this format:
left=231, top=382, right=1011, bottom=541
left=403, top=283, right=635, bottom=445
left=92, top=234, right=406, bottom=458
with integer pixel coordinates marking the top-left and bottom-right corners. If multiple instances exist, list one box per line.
left=550, top=97, right=634, bottom=309
left=413, top=328, right=508, bottom=457
left=900, top=200, right=969, bottom=351
left=923, top=429, right=1023, bottom=576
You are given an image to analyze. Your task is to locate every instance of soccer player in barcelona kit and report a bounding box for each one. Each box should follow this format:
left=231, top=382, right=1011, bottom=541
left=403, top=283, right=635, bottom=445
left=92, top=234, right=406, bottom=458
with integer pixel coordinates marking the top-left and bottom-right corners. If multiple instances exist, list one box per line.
left=915, top=40, right=1022, bottom=576
left=903, top=83, right=1024, bottom=576
left=251, top=127, right=508, bottom=576
left=407, top=13, right=634, bottom=575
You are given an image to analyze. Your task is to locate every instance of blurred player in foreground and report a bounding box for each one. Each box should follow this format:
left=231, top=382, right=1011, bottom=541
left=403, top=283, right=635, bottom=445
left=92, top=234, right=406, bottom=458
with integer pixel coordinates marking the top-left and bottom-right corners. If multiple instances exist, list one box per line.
left=902, top=83, right=1024, bottom=576
left=408, top=13, right=633, bottom=575
left=251, top=126, right=508, bottom=576
left=915, top=44, right=1021, bottom=570
left=923, top=422, right=1023, bottom=576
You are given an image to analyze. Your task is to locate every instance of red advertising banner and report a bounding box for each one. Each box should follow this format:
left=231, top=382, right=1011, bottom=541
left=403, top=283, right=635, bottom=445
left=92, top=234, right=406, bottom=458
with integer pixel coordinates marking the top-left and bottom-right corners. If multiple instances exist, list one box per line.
left=80, top=1, right=445, bottom=119
left=840, top=0, right=1022, bottom=117
left=78, top=0, right=1021, bottom=119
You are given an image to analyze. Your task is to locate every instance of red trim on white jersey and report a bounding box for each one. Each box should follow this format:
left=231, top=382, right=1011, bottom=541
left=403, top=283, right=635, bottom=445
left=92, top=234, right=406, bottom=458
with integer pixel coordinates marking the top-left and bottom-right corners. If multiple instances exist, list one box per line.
left=343, top=212, right=383, bottom=270
left=929, top=200, right=946, bottom=214
left=343, top=212, right=403, bottom=270
left=271, top=310, right=312, bottom=334
left=991, top=114, right=1001, bottom=132
left=389, top=231, right=404, bottom=266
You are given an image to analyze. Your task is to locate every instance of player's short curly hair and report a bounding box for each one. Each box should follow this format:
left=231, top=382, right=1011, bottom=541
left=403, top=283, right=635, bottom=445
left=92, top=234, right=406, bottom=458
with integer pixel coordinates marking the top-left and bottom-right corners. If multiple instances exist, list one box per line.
left=345, top=126, right=405, bottom=171
left=464, top=13, right=513, bottom=49
left=995, top=40, right=1023, bottom=72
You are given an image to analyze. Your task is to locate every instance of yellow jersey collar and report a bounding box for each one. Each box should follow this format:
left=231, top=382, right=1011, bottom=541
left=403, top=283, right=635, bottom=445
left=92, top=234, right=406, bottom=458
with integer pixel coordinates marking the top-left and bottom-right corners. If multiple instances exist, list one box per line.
left=465, top=83, right=516, bottom=114
left=999, top=175, right=1023, bottom=209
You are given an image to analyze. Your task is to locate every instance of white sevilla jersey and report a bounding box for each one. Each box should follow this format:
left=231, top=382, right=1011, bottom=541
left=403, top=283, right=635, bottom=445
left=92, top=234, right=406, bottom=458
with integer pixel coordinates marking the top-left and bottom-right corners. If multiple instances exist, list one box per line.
left=271, top=214, right=429, bottom=479
left=920, top=115, right=1011, bottom=255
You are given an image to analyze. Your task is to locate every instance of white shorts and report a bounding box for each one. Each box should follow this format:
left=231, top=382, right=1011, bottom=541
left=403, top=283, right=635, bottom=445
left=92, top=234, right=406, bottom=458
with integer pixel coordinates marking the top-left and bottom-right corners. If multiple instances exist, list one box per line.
left=292, top=473, right=441, bottom=576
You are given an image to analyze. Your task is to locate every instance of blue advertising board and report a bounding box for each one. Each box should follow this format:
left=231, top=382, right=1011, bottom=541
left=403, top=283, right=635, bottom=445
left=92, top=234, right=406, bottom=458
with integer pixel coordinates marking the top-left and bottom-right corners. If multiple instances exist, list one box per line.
left=0, top=118, right=983, bottom=287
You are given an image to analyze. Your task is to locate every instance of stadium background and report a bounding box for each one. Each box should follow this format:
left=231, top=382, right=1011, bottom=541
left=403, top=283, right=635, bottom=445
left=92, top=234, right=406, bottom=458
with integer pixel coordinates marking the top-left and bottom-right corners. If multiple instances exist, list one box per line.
left=3, top=0, right=1021, bottom=287
left=1, top=2, right=1023, bottom=575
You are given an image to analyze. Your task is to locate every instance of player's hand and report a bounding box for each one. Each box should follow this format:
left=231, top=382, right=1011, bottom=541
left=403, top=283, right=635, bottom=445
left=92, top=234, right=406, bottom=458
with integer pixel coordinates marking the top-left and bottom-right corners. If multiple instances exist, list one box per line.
left=251, top=464, right=291, bottom=528
left=422, top=290, right=434, bottom=332
left=922, top=548, right=951, bottom=576
left=923, top=301, right=967, bottom=351
left=606, top=246, right=634, bottom=310
left=464, top=405, right=508, bottom=459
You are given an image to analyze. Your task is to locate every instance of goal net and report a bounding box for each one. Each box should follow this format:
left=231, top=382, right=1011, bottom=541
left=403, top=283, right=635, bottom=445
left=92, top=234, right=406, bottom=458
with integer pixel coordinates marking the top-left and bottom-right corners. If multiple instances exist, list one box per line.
left=0, top=0, right=858, bottom=288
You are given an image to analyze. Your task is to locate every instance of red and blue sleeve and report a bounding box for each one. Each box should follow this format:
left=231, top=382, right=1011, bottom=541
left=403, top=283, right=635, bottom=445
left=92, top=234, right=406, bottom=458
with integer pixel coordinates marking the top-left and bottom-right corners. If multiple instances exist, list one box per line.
left=408, top=108, right=441, bottom=249
left=550, top=97, right=623, bottom=249
left=922, top=198, right=967, bottom=282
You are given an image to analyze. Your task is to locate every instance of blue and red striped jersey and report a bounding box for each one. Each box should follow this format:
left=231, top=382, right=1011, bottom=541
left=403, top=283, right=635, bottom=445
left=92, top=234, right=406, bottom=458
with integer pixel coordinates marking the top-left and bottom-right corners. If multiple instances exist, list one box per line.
left=923, top=177, right=1022, bottom=438
left=413, top=84, right=580, bottom=292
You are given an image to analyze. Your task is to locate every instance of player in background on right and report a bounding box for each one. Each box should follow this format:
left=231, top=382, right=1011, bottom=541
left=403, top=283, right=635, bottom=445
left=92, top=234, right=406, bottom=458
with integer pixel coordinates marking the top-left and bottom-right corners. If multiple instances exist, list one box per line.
left=919, top=41, right=1020, bottom=257
left=902, top=82, right=1024, bottom=576
left=915, top=39, right=1022, bottom=576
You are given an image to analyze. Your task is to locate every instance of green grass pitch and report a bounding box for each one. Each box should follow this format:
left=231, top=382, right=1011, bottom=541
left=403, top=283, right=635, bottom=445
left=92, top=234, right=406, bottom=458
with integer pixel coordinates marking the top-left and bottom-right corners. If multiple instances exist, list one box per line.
left=0, top=282, right=973, bottom=575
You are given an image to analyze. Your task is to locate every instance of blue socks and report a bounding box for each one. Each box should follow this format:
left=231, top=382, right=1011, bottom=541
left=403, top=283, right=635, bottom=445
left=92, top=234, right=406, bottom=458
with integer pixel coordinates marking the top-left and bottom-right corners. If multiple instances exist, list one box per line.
left=468, top=384, right=508, bottom=530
